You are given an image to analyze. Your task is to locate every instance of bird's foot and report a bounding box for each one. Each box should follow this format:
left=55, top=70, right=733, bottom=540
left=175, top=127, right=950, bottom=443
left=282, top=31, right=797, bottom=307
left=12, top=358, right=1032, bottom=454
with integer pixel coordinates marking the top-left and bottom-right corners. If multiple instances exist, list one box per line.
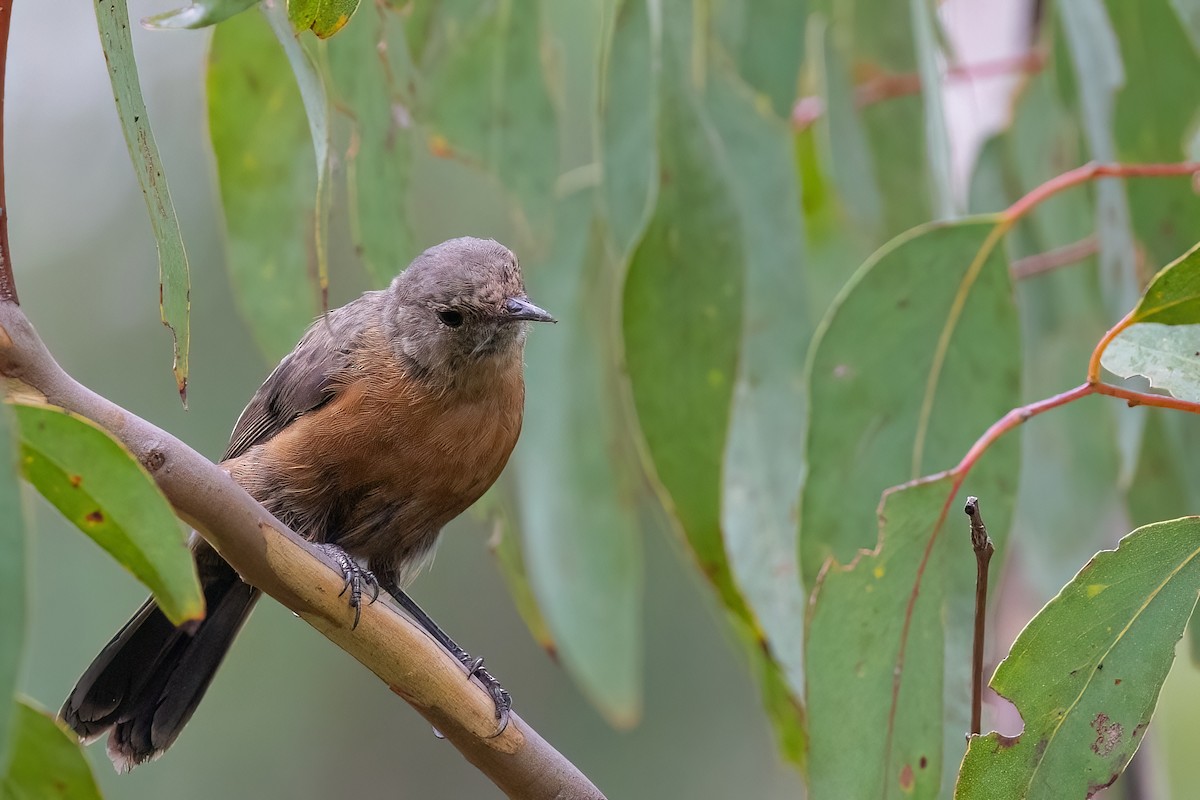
left=461, top=654, right=512, bottom=732
left=317, top=543, right=379, bottom=629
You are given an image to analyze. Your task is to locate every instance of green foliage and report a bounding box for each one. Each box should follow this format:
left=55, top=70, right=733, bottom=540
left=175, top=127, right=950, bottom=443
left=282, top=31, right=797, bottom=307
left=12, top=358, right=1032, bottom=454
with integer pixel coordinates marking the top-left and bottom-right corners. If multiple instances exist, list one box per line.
left=13, top=404, right=202, bottom=625
left=956, top=518, right=1200, bottom=799
left=93, top=0, right=191, bottom=401
left=0, top=402, right=23, bottom=774
left=18, top=0, right=1200, bottom=794
left=1, top=701, right=102, bottom=800
left=207, top=7, right=320, bottom=361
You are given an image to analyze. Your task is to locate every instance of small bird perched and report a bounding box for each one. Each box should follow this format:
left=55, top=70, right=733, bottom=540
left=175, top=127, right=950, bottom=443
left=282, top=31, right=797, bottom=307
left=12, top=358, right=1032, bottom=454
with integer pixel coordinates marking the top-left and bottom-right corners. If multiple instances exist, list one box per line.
left=60, top=237, right=554, bottom=772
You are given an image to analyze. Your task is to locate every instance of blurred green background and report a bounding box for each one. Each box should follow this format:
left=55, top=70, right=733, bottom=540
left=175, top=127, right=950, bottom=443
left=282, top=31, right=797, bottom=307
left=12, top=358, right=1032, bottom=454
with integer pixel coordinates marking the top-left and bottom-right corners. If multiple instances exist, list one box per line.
left=9, top=0, right=1200, bottom=798
left=6, top=2, right=805, bottom=797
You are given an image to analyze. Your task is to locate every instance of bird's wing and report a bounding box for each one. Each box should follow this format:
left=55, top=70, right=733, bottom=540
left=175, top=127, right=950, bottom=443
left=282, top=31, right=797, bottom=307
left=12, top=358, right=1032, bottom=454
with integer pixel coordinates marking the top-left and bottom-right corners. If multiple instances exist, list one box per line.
left=223, top=297, right=377, bottom=461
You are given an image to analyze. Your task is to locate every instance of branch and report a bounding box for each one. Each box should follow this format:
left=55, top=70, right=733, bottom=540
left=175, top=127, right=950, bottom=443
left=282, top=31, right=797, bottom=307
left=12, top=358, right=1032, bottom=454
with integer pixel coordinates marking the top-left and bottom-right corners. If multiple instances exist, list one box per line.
left=0, top=0, right=17, bottom=304
left=792, top=50, right=1045, bottom=132
left=1010, top=235, right=1098, bottom=280
left=0, top=301, right=603, bottom=800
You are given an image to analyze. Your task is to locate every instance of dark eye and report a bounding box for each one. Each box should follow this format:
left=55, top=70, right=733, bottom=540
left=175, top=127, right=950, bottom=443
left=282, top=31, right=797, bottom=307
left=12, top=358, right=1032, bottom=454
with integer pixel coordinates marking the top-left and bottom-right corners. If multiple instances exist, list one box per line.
left=437, top=309, right=464, bottom=328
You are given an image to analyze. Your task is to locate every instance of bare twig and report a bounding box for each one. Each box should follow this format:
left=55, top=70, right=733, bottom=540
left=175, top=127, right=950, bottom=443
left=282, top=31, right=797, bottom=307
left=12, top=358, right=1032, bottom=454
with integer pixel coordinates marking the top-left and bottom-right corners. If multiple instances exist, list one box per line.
left=0, top=0, right=17, bottom=304
left=1011, top=235, right=1099, bottom=280
left=964, top=497, right=993, bottom=737
left=791, top=50, right=1045, bottom=131
left=1003, top=162, right=1200, bottom=224
left=0, top=302, right=603, bottom=800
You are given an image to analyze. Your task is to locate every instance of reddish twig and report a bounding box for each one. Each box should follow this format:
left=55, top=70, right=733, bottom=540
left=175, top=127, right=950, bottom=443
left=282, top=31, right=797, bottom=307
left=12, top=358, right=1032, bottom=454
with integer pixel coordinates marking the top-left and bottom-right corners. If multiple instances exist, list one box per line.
left=1004, top=162, right=1200, bottom=223
left=1011, top=235, right=1099, bottom=280
left=792, top=50, right=1044, bottom=131
left=0, top=0, right=16, bottom=304
left=964, top=497, right=993, bottom=737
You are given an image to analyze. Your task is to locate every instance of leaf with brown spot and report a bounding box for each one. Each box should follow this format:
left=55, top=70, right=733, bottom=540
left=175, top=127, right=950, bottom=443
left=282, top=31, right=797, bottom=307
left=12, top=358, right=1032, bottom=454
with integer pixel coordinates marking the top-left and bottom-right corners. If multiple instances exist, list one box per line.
left=14, top=403, right=202, bottom=625
left=956, top=518, right=1200, bottom=797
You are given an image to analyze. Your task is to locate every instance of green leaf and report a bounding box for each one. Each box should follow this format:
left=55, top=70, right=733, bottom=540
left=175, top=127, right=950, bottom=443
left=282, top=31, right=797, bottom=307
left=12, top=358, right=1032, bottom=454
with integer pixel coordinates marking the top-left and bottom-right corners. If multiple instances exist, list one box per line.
left=1102, top=323, right=1200, bottom=401
left=909, top=0, right=955, bottom=218
left=1172, top=0, right=1200, bottom=48
left=13, top=404, right=202, bottom=625
left=484, top=502, right=555, bottom=656
left=800, top=219, right=1019, bottom=582
left=807, top=477, right=952, bottom=799
left=708, top=68, right=809, bottom=701
left=421, top=0, right=558, bottom=228
left=513, top=196, right=643, bottom=726
left=1107, top=0, right=1200, bottom=273
left=1, top=700, right=102, bottom=800
left=801, top=219, right=1022, bottom=798
left=287, top=0, right=360, bottom=37
left=711, top=0, right=807, bottom=119
left=326, top=4, right=415, bottom=287
left=141, top=0, right=257, bottom=29
left=1127, top=240, right=1200, bottom=325
left=623, top=21, right=746, bottom=633
left=93, top=0, right=191, bottom=402
left=264, top=2, right=332, bottom=309
left=208, top=7, right=320, bottom=361
left=0, top=401, right=25, bottom=774
left=623, top=0, right=807, bottom=764
left=955, top=518, right=1200, bottom=798
left=1058, top=0, right=1140, bottom=324
left=599, top=0, right=659, bottom=260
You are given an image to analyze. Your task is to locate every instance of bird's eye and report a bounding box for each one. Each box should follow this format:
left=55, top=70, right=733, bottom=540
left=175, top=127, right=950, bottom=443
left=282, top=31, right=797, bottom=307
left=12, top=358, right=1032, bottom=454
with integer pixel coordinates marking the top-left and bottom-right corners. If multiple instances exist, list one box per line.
left=437, top=309, right=464, bottom=328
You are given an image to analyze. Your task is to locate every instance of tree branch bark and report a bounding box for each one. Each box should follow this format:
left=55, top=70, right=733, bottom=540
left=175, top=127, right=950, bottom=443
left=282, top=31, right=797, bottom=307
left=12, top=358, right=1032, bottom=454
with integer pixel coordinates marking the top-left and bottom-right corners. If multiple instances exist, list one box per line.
left=0, top=300, right=604, bottom=799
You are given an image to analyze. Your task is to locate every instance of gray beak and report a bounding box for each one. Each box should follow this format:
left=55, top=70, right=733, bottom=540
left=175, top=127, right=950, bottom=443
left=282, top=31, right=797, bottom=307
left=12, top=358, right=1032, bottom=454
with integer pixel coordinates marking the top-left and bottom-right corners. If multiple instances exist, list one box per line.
left=504, top=297, right=557, bottom=323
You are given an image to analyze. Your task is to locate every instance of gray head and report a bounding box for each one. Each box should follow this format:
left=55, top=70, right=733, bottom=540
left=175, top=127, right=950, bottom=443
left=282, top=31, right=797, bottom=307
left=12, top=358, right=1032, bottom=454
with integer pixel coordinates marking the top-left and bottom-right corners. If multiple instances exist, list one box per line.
left=383, top=237, right=554, bottom=385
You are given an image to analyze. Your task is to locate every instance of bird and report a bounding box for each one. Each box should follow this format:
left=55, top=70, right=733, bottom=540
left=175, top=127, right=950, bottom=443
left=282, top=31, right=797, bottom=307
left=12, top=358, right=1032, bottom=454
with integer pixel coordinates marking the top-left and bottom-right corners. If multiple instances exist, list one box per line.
left=59, top=236, right=555, bottom=772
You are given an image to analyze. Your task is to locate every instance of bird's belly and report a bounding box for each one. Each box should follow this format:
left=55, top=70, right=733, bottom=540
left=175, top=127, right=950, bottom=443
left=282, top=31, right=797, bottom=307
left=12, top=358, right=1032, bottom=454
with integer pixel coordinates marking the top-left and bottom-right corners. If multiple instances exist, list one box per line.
left=226, top=381, right=521, bottom=579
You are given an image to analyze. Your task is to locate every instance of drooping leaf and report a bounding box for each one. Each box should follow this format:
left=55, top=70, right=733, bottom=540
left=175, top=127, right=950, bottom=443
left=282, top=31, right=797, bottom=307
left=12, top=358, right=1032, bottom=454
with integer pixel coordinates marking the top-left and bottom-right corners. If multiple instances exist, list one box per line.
left=264, top=1, right=332, bottom=309
left=93, top=0, right=191, bottom=402
left=810, top=16, right=883, bottom=241
left=141, top=0, right=257, bottom=29
left=326, top=4, right=415, bottom=287
left=208, top=7, right=320, bottom=361
left=1107, top=0, right=1200, bottom=273
left=712, top=0, right=807, bottom=119
left=1126, top=240, right=1200, bottom=325
left=1102, top=323, right=1200, bottom=401
left=599, top=0, right=659, bottom=260
left=1058, top=0, right=1138, bottom=324
left=0, top=400, right=24, bottom=773
left=1173, top=0, right=1200, bottom=48
left=13, top=404, right=202, bottom=625
left=421, top=0, right=558, bottom=228
left=709, top=67, right=809, bottom=700
left=801, top=218, right=1022, bottom=798
left=623, top=0, right=807, bottom=764
left=909, top=0, right=955, bottom=218
left=484, top=501, right=555, bottom=656
left=0, top=701, right=102, bottom=800
left=955, top=518, right=1200, bottom=798
left=514, top=196, right=643, bottom=726
left=287, top=0, right=361, bottom=38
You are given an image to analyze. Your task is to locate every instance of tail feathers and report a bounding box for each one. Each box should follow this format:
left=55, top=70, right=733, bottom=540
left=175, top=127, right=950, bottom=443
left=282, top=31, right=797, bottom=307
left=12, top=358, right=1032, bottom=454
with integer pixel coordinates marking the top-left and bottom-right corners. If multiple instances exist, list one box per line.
left=61, top=573, right=260, bottom=772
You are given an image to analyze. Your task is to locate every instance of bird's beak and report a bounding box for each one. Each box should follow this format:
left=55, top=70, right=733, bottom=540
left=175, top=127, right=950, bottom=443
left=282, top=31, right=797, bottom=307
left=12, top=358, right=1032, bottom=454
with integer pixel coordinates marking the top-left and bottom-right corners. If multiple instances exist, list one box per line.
left=504, top=297, right=557, bottom=323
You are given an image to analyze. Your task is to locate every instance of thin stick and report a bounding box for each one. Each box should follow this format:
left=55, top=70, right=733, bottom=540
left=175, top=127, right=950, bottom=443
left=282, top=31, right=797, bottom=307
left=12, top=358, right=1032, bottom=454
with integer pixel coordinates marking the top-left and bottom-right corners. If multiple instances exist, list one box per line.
left=964, top=497, right=993, bottom=736
left=1011, top=235, right=1098, bottom=280
left=1003, top=162, right=1200, bottom=224
left=0, top=0, right=17, bottom=304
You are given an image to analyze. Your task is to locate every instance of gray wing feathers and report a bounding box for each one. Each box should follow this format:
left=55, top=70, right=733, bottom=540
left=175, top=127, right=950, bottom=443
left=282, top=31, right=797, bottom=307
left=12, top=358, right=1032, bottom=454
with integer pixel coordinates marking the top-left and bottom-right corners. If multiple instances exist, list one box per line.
left=222, top=294, right=382, bottom=461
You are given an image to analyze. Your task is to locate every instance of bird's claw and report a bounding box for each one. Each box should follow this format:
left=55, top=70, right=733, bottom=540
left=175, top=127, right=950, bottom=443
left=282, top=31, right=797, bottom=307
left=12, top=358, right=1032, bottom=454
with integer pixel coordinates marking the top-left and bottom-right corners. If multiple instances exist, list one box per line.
left=318, top=543, right=378, bottom=629
left=457, top=653, right=512, bottom=733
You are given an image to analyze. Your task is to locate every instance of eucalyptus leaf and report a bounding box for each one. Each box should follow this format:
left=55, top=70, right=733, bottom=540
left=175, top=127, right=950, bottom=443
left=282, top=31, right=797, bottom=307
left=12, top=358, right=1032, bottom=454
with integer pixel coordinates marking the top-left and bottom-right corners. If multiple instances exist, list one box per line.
left=13, top=404, right=202, bottom=626
left=1102, top=323, right=1200, bottom=401
left=0, top=400, right=24, bottom=774
left=956, top=518, right=1200, bottom=798
left=1, top=701, right=102, bottom=800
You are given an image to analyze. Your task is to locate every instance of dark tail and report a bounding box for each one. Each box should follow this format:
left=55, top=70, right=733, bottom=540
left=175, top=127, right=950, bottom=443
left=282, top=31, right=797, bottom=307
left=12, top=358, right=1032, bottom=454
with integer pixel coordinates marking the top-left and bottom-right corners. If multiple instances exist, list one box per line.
left=60, top=554, right=260, bottom=772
